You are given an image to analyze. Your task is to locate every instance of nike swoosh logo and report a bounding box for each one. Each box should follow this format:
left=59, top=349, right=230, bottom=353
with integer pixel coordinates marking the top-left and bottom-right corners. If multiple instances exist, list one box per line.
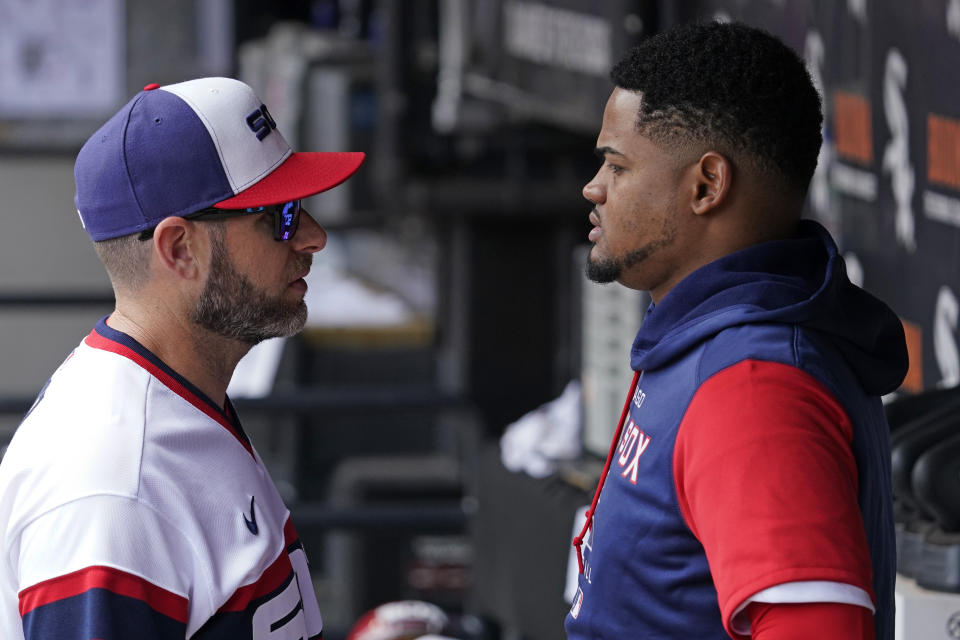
left=243, top=495, right=259, bottom=535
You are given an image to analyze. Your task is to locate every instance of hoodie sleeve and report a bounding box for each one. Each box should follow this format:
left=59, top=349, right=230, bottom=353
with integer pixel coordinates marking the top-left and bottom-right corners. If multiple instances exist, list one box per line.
left=673, top=359, right=875, bottom=639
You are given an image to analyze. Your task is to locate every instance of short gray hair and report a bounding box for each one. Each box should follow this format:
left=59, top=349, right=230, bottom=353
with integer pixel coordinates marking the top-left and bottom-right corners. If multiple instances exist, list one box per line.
left=92, top=233, right=152, bottom=292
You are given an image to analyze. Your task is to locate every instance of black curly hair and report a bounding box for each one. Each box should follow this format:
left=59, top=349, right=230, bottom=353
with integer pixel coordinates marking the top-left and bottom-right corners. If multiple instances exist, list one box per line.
left=611, top=21, right=822, bottom=197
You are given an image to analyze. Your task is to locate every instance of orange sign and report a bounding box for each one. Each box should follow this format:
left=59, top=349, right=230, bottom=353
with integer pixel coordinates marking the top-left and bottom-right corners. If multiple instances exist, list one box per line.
left=928, top=114, right=960, bottom=190
left=900, top=318, right=923, bottom=394
left=833, top=91, right=873, bottom=165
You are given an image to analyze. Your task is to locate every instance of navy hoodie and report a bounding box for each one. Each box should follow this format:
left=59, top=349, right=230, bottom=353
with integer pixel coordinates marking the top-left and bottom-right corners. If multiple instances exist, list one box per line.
left=566, top=220, right=907, bottom=639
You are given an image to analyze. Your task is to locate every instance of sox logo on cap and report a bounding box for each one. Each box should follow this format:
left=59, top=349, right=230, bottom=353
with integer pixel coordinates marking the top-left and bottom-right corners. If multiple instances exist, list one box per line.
left=246, top=104, right=278, bottom=140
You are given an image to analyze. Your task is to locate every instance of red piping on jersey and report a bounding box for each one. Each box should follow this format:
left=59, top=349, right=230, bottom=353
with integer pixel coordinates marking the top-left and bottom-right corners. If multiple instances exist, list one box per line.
left=19, top=565, right=188, bottom=623
left=572, top=370, right=641, bottom=574
left=284, top=517, right=299, bottom=547
left=218, top=543, right=296, bottom=612
left=218, top=516, right=301, bottom=613
left=84, top=329, right=256, bottom=459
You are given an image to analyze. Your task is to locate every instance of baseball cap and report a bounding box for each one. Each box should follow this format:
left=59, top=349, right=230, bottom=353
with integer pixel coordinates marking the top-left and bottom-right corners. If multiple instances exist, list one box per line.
left=74, top=77, right=365, bottom=241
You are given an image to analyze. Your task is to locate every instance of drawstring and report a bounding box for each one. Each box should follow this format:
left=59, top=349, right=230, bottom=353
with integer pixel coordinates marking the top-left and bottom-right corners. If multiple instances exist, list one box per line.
left=573, top=370, right=641, bottom=574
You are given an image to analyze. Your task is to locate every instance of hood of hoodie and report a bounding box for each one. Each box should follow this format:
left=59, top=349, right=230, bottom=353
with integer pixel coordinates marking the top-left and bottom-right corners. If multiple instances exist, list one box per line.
left=630, top=220, right=908, bottom=395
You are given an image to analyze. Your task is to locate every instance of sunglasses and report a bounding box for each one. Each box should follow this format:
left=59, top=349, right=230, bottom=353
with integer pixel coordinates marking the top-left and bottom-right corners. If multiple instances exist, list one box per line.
left=139, top=200, right=301, bottom=241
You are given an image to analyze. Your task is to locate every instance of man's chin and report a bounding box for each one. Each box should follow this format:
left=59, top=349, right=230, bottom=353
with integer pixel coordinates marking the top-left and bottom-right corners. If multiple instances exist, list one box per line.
left=264, top=303, right=308, bottom=340
left=585, top=255, right=621, bottom=284
left=282, top=307, right=309, bottom=337
left=196, top=302, right=309, bottom=345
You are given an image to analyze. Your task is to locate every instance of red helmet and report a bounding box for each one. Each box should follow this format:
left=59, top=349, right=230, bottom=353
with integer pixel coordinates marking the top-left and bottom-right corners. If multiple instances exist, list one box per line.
left=347, top=600, right=455, bottom=640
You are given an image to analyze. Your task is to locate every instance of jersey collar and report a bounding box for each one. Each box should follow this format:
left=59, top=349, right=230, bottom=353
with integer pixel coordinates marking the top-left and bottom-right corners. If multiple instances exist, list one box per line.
left=85, top=316, right=254, bottom=457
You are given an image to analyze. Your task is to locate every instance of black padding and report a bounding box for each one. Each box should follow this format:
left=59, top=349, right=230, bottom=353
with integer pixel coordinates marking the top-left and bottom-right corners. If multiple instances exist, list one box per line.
left=890, top=404, right=960, bottom=515
left=912, top=432, right=960, bottom=532
left=885, top=387, right=960, bottom=433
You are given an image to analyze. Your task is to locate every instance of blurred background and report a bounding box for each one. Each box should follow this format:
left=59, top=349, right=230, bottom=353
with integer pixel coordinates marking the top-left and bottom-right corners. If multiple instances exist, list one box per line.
left=2, top=1, right=960, bottom=638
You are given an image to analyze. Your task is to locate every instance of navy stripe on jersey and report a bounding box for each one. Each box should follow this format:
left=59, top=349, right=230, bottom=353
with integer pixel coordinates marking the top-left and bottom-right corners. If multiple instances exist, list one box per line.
left=19, top=566, right=187, bottom=640
left=195, top=570, right=303, bottom=639
left=88, top=317, right=253, bottom=455
left=189, top=519, right=317, bottom=639
left=220, top=544, right=297, bottom=614
left=196, top=522, right=316, bottom=639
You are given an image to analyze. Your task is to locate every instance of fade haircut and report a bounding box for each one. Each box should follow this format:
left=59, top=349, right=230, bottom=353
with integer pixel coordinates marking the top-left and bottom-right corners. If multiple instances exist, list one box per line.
left=93, top=233, right=152, bottom=292
left=610, top=21, right=823, bottom=197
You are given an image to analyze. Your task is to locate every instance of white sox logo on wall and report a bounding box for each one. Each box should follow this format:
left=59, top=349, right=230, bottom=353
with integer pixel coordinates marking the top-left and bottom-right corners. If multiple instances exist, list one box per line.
left=815, top=26, right=878, bottom=207
left=882, top=48, right=916, bottom=253
left=847, top=0, right=867, bottom=23
left=804, top=30, right=832, bottom=224
left=949, top=0, right=960, bottom=40
left=842, top=252, right=865, bottom=288
left=934, top=285, right=960, bottom=388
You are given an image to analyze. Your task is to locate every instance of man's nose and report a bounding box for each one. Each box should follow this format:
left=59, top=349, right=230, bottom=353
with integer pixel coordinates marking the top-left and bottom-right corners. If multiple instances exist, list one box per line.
left=583, top=173, right=606, bottom=205
left=291, top=209, right=327, bottom=253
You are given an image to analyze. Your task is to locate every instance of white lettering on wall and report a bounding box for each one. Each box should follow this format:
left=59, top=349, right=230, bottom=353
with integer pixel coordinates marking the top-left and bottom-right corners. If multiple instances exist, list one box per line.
left=831, top=163, right=879, bottom=201
left=924, top=191, right=960, bottom=227
left=504, top=1, right=612, bottom=77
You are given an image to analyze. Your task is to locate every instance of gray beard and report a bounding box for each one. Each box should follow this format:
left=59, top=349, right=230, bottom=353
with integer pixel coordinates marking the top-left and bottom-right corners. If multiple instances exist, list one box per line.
left=191, top=231, right=310, bottom=345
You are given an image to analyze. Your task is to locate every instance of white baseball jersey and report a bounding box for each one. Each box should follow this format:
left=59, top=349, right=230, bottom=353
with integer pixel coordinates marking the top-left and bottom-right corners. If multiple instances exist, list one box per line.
left=0, top=319, right=323, bottom=639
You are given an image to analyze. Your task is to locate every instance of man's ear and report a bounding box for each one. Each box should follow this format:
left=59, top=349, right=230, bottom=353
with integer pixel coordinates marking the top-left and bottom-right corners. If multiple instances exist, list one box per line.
left=691, top=151, right=733, bottom=215
left=151, top=217, right=204, bottom=280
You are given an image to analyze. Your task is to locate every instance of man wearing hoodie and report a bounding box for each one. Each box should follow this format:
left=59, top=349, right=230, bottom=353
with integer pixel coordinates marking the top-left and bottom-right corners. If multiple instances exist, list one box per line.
left=567, top=21, right=908, bottom=640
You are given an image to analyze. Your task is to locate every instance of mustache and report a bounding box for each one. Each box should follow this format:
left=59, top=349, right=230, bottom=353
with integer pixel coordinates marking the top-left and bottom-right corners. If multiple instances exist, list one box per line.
left=292, top=253, right=313, bottom=276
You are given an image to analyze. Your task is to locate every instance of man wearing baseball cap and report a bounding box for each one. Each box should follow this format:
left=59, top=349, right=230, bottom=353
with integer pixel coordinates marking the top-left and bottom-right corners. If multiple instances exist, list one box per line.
left=0, top=77, right=364, bottom=639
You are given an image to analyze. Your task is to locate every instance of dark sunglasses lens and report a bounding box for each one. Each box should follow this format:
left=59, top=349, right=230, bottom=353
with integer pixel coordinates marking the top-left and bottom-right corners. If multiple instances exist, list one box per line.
left=276, top=200, right=300, bottom=241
